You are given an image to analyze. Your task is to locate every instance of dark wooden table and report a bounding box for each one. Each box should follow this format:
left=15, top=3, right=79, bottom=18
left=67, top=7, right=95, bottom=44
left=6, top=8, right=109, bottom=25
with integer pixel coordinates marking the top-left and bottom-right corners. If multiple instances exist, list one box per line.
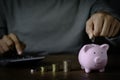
left=0, top=53, right=120, bottom=80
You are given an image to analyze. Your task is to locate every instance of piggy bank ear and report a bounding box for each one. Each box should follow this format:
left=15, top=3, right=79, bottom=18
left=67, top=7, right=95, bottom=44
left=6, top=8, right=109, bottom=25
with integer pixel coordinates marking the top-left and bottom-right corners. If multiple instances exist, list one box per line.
left=82, top=44, right=94, bottom=52
left=100, top=44, right=109, bottom=50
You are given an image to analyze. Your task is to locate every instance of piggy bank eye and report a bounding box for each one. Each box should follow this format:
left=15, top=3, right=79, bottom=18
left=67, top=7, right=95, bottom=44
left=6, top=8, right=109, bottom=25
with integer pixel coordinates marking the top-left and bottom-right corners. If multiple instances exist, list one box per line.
left=101, top=52, right=103, bottom=54
left=93, top=52, right=96, bottom=54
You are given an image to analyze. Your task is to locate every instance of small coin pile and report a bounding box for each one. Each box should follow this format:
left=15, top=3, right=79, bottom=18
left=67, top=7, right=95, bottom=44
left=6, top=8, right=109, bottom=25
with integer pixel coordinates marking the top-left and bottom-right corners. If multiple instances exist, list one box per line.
left=30, top=60, right=71, bottom=74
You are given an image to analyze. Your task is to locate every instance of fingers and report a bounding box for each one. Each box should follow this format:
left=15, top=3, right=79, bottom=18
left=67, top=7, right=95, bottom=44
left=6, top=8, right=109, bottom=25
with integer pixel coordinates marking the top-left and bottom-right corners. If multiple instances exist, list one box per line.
left=0, top=33, right=25, bottom=55
left=111, top=20, right=120, bottom=37
left=100, top=15, right=112, bottom=37
left=86, top=13, right=104, bottom=39
left=86, top=18, right=94, bottom=39
left=93, top=13, right=104, bottom=37
left=0, top=44, right=4, bottom=54
left=86, top=12, right=120, bottom=39
left=103, top=17, right=120, bottom=37
left=8, top=33, right=24, bottom=55
left=2, top=35, right=14, bottom=49
left=0, top=39, right=9, bottom=54
left=108, top=19, right=117, bottom=37
left=0, top=35, right=14, bottom=54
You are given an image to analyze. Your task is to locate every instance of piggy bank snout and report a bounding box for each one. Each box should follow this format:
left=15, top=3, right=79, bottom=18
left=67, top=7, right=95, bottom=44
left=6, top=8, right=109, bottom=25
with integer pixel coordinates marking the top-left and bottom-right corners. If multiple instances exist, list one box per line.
left=94, top=57, right=105, bottom=64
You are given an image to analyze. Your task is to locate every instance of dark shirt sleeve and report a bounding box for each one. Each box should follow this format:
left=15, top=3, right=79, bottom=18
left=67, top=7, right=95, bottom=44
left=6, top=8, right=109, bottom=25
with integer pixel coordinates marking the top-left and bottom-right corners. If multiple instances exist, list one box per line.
left=0, top=3, right=8, bottom=38
left=90, top=0, right=120, bottom=21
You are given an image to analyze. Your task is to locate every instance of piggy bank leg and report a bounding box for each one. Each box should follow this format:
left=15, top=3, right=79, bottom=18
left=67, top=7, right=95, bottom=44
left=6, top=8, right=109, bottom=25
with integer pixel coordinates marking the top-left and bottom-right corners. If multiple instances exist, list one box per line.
left=85, top=68, right=91, bottom=73
left=99, top=68, right=105, bottom=72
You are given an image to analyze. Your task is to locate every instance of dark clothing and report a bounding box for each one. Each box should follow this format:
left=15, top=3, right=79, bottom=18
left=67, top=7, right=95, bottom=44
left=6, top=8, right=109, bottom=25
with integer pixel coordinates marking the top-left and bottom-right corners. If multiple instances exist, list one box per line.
left=0, top=0, right=120, bottom=55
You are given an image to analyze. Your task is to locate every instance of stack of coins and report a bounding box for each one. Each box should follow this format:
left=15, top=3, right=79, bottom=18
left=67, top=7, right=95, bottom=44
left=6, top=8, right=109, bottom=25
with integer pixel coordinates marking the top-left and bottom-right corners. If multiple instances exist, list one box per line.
left=52, top=63, right=60, bottom=72
left=30, top=60, right=72, bottom=74
left=52, top=64, right=56, bottom=72
left=63, top=60, right=71, bottom=72
left=40, top=66, right=45, bottom=73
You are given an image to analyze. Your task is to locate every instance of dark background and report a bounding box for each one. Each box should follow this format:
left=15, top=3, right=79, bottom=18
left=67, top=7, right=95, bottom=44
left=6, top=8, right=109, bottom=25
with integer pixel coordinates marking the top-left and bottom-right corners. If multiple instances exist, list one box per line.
left=108, top=0, right=120, bottom=14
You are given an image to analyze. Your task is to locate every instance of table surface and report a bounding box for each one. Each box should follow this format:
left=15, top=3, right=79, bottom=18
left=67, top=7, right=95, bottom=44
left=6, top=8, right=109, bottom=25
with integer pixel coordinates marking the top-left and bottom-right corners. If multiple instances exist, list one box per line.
left=0, top=53, right=120, bottom=80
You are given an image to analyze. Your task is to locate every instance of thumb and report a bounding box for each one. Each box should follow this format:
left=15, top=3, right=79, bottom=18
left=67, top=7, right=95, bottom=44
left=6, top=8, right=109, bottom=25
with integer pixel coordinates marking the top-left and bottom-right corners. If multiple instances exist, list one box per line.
left=86, top=19, right=94, bottom=39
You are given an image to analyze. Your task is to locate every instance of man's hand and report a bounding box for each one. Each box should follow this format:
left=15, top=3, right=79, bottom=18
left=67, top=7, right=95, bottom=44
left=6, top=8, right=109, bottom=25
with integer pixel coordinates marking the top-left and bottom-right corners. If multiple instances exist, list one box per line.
left=0, top=33, right=26, bottom=55
left=86, top=12, right=120, bottom=39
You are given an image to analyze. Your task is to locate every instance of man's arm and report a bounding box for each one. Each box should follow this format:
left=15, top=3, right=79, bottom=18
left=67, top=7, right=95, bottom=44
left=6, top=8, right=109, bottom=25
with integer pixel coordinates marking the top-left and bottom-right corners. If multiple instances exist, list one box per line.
left=90, top=0, right=120, bottom=21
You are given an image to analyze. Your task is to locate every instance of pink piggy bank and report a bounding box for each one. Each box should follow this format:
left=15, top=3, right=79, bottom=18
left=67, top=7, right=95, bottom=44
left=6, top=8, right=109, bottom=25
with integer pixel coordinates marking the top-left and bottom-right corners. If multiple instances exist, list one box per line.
left=78, top=44, right=109, bottom=73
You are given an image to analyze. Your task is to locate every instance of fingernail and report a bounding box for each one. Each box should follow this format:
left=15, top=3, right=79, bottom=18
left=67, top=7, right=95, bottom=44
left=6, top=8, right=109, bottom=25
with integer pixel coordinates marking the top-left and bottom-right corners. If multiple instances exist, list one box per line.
left=18, top=51, right=22, bottom=55
left=89, top=34, right=93, bottom=39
